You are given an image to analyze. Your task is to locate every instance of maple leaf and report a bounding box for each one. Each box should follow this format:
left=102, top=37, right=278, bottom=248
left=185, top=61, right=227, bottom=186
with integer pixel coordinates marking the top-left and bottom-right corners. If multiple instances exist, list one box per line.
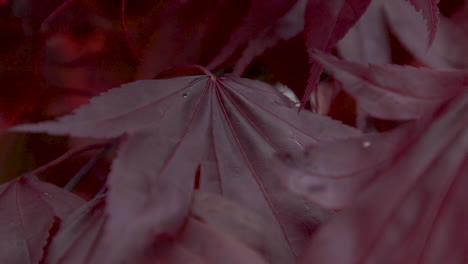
left=301, top=0, right=371, bottom=108
left=403, top=0, right=440, bottom=45
left=11, top=70, right=359, bottom=261
left=336, top=0, right=391, bottom=64
left=189, top=191, right=291, bottom=263
left=0, top=175, right=84, bottom=264
left=314, top=52, right=468, bottom=120
left=385, top=0, right=468, bottom=70
left=276, top=125, right=411, bottom=209
left=43, top=195, right=106, bottom=264
left=45, top=191, right=295, bottom=263
left=294, top=93, right=468, bottom=263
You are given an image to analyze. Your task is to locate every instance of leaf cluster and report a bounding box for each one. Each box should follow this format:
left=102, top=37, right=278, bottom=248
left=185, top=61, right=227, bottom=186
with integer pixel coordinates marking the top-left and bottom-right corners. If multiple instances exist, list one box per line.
left=0, top=0, right=467, bottom=263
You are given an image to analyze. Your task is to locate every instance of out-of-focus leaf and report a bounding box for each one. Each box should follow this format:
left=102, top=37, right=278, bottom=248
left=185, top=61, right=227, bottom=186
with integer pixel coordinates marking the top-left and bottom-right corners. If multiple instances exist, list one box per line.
left=403, top=0, right=440, bottom=45
left=298, top=93, right=468, bottom=264
left=11, top=0, right=64, bottom=35
left=385, top=0, right=468, bottom=70
left=207, top=0, right=298, bottom=71
left=277, top=125, right=411, bottom=209
left=191, top=191, right=291, bottom=263
left=43, top=195, right=106, bottom=264
left=314, top=52, right=467, bottom=119
left=45, top=192, right=294, bottom=263
left=0, top=176, right=84, bottom=264
left=337, top=0, right=391, bottom=64
left=12, top=72, right=359, bottom=261
left=301, top=0, right=371, bottom=108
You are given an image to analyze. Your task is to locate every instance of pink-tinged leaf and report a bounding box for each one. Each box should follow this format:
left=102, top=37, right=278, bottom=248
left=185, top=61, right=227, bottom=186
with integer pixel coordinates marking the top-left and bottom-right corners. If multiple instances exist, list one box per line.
left=166, top=219, right=268, bottom=264
left=337, top=0, right=391, bottom=64
left=314, top=52, right=468, bottom=119
left=207, top=0, right=298, bottom=71
left=314, top=79, right=341, bottom=115
left=12, top=72, right=359, bottom=260
left=0, top=176, right=84, bottom=264
left=403, top=0, right=440, bottom=45
left=277, top=125, right=412, bottom=209
left=302, top=0, right=371, bottom=108
left=299, top=93, right=468, bottom=264
left=44, top=196, right=106, bottom=264
left=45, top=192, right=280, bottom=263
left=191, top=191, right=292, bottom=263
left=385, top=0, right=468, bottom=69
left=232, top=0, right=308, bottom=76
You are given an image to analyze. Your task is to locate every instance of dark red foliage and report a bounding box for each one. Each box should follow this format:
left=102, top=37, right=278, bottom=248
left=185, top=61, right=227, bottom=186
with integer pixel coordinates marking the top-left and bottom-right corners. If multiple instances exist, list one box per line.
left=1, top=0, right=467, bottom=263
left=0, top=176, right=84, bottom=264
left=292, top=93, right=468, bottom=264
left=13, top=72, right=360, bottom=262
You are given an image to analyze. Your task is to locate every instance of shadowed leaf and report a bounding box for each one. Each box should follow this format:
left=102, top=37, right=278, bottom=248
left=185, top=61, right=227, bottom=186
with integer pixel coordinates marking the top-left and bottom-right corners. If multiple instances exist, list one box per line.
left=314, top=52, right=467, bottom=119
left=12, top=71, right=359, bottom=261
left=0, top=176, right=84, bottom=264
left=298, top=93, right=468, bottom=264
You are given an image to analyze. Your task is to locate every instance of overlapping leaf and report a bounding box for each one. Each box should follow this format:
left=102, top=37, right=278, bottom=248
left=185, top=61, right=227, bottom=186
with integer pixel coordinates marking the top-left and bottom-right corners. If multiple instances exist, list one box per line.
left=385, top=0, right=468, bottom=70
left=12, top=72, right=359, bottom=261
left=403, top=0, right=440, bottom=45
left=136, top=0, right=251, bottom=79
left=43, top=195, right=106, bottom=264
left=336, top=0, right=391, bottom=64
left=44, top=191, right=298, bottom=263
left=301, top=0, right=371, bottom=107
left=276, top=125, right=412, bottom=209
left=314, top=52, right=468, bottom=119
left=335, top=0, right=465, bottom=71
left=0, top=176, right=84, bottom=264
left=296, top=93, right=468, bottom=263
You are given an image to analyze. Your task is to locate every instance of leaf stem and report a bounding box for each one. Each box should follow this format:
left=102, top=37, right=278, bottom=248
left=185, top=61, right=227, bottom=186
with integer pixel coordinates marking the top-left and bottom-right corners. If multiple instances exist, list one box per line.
left=27, top=143, right=110, bottom=177
left=64, top=143, right=113, bottom=191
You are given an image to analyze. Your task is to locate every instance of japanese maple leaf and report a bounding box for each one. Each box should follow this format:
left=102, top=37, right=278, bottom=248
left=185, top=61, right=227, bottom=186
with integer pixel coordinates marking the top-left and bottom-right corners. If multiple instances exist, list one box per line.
left=385, top=0, right=468, bottom=70
left=0, top=175, right=84, bottom=264
left=276, top=125, right=412, bottom=209
left=45, top=191, right=294, bottom=263
left=314, top=52, right=468, bottom=120
left=295, top=93, right=468, bottom=263
left=302, top=0, right=371, bottom=108
left=12, top=68, right=358, bottom=262
left=336, top=0, right=392, bottom=64
left=403, top=0, right=440, bottom=45
left=43, top=195, right=106, bottom=264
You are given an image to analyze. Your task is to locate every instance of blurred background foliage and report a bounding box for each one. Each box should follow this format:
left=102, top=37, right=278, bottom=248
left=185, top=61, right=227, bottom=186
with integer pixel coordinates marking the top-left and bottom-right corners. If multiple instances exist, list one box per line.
left=0, top=0, right=466, bottom=198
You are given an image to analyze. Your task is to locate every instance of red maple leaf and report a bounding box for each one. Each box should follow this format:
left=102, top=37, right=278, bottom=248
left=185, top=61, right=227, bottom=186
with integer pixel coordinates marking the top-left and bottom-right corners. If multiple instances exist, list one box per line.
left=314, top=52, right=467, bottom=120
left=12, top=68, right=359, bottom=262
left=0, top=175, right=84, bottom=264
left=45, top=191, right=307, bottom=263
left=278, top=92, right=468, bottom=263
